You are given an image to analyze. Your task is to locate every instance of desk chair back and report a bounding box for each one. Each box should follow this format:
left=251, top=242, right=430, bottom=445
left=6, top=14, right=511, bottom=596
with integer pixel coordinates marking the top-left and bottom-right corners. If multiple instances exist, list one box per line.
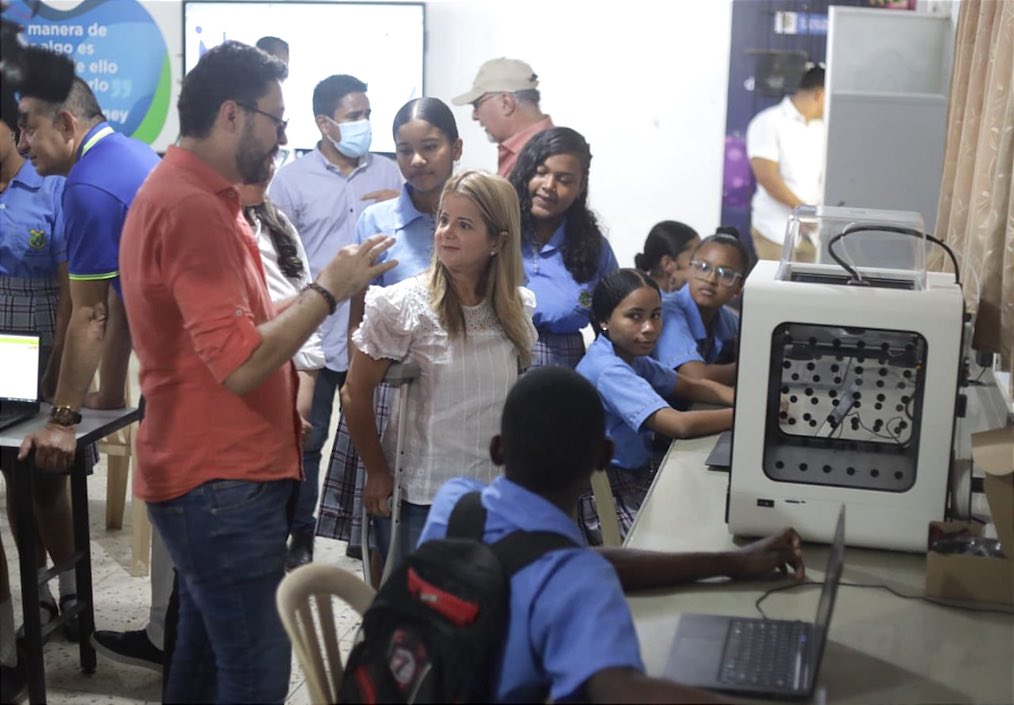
left=276, top=564, right=377, bottom=704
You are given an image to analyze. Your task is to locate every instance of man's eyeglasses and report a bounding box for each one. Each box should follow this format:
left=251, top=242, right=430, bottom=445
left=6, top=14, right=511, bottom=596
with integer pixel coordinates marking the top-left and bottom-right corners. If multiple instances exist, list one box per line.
left=691, top=260, right=743, bottom=287
left=470, top=93, right=500, bottom=111
left=239, top=103, right=288, bottom=139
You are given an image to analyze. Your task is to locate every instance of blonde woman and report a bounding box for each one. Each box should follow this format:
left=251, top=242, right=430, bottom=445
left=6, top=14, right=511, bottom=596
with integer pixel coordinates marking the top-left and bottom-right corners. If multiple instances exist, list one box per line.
left=343, top=170, right=536, bottom=567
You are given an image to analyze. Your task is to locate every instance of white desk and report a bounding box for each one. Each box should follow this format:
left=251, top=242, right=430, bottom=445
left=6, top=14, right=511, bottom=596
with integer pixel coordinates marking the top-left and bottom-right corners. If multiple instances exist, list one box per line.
left=625, top=433, right=1014, bottom=704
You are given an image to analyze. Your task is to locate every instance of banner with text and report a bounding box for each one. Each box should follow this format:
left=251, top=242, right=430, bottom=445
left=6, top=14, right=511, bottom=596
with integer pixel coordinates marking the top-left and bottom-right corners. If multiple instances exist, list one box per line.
left=5, top=0, right=172, bottom=146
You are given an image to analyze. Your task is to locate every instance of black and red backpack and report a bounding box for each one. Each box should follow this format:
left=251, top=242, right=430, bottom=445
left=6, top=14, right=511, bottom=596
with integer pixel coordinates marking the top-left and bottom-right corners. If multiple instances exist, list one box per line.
left=340, top=491, right=576, bottom=704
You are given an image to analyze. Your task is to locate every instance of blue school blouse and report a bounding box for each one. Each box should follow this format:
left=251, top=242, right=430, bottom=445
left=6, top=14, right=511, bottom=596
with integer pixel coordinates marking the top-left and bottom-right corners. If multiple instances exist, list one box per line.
left=577, top=335, right=677, bottom=470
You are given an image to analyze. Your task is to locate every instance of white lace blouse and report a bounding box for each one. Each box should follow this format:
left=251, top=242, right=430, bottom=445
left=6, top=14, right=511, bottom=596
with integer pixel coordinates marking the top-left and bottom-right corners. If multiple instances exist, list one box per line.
left=353, top=274, right=537, bottom=504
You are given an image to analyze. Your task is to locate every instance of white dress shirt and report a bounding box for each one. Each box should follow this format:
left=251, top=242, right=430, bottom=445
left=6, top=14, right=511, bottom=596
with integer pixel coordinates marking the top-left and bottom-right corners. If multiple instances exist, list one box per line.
left=747, top=96, right=826, bottom=244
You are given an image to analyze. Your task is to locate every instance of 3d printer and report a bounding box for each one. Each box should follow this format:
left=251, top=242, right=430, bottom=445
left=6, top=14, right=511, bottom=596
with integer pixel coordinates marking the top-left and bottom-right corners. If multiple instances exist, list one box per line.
left=728, top=207, right=964, bottom=551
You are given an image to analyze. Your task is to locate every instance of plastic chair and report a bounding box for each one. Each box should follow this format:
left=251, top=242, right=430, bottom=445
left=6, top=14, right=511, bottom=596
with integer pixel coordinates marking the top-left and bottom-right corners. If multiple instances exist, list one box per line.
left=276, top=563, right=376, bottom=705
left=95, top=355, right=152, bottom=576
left=590, top=469, right=622, bottom=547
left=96, top=372, right=134, bottom=530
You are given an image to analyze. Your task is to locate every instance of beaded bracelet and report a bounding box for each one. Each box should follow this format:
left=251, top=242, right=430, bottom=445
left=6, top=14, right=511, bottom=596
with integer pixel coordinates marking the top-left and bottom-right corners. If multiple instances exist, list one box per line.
left=304, top=282, right=338, bottom=315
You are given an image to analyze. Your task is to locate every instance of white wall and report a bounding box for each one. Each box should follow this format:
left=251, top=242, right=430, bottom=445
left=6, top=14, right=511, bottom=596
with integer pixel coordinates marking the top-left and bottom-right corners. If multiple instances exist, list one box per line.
left=424, top=0, right=733, bottom=268
left=146, top=0, right=182, bottom=147
left=94, top=0, right=734, bottom=269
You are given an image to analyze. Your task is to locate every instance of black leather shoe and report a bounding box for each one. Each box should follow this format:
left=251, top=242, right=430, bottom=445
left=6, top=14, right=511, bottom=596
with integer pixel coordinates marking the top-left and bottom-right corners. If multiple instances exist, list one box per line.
left=91, top=629, right=163, bottom=672
left=345, top=543, right=363, bottom=560
left=285, top=533, right=314, bottom=571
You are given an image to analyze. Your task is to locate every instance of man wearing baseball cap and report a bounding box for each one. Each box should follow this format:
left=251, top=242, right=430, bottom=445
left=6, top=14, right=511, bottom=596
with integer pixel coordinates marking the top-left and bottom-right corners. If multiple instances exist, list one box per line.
left=452, top=57, right=553, bottom=177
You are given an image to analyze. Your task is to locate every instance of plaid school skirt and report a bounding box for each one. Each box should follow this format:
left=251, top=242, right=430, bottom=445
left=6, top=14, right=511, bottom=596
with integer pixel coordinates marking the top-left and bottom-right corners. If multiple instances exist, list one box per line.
left=530, top=330, right=586, bottom=369
left=0, top=275, right=59, bottom=349
left=315, top=382, right=396, bottom=543
left=577, top=465, right=655, bottom=546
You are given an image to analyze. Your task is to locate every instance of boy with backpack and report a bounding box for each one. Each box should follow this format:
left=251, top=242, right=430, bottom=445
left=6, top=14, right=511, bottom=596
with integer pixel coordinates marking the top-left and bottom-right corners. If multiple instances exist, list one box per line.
left=409, top=366, right=806, bottom=703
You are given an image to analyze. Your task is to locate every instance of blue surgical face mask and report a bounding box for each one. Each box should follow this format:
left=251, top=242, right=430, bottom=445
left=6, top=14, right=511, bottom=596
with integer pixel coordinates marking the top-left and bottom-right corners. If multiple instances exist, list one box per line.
left=326, top=117, right=372, bottom=158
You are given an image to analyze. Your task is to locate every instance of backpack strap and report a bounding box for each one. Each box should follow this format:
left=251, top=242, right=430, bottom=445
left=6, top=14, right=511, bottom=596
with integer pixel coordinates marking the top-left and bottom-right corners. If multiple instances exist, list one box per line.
left=491, top=531, right=579, bottom=577
left=446, top=491, right=487, bottom=540
left=447, top=492, right=578, bottom=574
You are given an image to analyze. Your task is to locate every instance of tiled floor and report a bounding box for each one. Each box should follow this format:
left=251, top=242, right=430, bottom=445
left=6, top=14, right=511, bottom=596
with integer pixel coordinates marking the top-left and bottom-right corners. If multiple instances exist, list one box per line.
left=1, top=402, right=364, bottom=704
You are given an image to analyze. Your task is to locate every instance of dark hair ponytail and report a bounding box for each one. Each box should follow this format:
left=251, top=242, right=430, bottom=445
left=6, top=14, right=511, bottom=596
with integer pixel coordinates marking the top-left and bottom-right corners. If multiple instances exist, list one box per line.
left=247, top=199, right=304, bottom=280
left=392, top=97, right=459, bottom=142
left=635, top=221, right=700, bottom=273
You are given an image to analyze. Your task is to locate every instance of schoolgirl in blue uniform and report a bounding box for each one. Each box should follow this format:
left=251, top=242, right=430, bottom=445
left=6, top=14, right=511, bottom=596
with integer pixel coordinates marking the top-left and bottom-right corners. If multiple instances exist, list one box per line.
left=0, top=95, right=75, bottom=661
left=576, top=269, right=734, bottom=543
left=0, top=118, right=67, bottom=387
left=653, top=232, right=749, bottom=387
left=317, top=97, right=463, bottom=556
left=633, top=220, right=701, bottom=293
left=509, top=127, right=618, bottom=368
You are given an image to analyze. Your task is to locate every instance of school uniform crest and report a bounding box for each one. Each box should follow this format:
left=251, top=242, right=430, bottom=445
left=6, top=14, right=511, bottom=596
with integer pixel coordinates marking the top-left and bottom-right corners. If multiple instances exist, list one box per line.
left=28, top=229, right=48, bottom=249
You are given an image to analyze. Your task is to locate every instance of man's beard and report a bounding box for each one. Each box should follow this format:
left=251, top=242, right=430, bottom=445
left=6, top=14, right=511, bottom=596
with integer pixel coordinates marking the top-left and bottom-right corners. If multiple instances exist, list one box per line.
left=237, top=124, right=276, bottom=184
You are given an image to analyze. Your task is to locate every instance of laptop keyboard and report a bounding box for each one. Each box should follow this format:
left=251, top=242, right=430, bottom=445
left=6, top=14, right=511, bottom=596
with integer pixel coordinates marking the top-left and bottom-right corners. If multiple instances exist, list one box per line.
left=0, top=408, right=28, bottom=426
left=718, top=619, right=807, bottom=690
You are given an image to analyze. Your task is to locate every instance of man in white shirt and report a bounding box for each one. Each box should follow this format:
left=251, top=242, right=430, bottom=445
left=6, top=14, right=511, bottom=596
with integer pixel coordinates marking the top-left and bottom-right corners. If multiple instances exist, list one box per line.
left=746, top=67, right=826, bottom=262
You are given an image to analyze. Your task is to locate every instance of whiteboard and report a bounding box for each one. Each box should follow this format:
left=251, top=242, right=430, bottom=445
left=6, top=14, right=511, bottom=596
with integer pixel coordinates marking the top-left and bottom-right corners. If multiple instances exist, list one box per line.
left=183, top=1, right=425, bottom=154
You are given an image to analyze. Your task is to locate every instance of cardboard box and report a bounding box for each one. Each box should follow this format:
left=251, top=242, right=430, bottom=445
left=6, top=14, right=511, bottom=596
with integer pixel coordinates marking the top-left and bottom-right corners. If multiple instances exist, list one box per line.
left=925, top=426, right=1014, bottom=605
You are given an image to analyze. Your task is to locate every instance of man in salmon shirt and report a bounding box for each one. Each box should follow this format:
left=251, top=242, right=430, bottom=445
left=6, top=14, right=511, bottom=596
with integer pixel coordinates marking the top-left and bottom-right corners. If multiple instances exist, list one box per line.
left=119, top=41, right=395, bottom=703
left=452, top=57, right=554, bottom=178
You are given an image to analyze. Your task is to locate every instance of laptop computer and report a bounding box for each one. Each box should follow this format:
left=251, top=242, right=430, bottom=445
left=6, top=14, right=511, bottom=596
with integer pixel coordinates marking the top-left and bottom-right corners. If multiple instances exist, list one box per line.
left=665, top=506, right=845, bottom=698
left=0, top=332, right=42, bottom=431
left=705, top=430, right=733, bottom=470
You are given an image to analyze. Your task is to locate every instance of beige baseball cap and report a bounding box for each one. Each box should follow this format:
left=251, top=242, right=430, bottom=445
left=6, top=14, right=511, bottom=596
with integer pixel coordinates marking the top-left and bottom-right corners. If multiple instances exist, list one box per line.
left=452, top=58, right=540, bottom=106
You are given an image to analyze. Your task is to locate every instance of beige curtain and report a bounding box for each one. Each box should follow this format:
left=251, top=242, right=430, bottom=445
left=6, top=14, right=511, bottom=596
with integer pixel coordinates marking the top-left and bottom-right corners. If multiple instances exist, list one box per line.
left=933, top=0, right=1014, bottom=375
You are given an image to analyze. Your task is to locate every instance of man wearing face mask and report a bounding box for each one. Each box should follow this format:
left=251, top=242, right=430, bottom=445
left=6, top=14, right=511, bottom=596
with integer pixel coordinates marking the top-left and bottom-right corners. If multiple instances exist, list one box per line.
left=269, top=74, right=401, bottom=570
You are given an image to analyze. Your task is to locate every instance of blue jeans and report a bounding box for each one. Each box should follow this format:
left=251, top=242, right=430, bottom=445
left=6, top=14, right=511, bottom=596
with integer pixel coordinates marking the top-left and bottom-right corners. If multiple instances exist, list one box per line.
left=372, top=501, right=431, bottom=571
left=148, top=479, right=295, bottom=704
left=293, top=368, right=346, bottom=537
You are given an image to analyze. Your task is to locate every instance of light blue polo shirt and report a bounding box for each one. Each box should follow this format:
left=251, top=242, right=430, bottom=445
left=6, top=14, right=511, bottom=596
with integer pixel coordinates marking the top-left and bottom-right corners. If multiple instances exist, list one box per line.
left=64, top=122, right=160, bottom=297
left=418, top=476, right=644, bottom=703
left=653, top=285, right=740, bottom=370
left=0, top=160, right=66, bottom=278
left=270, top=148, right=401, bottom=371
left=577, top=335, right=677, bottom=470
left=522, top=222, right=618, bottom=335
left=355, top=183, right=434, bottom=286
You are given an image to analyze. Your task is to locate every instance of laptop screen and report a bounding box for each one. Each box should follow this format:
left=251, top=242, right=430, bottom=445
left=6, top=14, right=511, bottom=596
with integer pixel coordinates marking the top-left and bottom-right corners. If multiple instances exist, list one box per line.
left=809, top=507, right=846, bottom=670
left=0, top=333, right=41, bottom=403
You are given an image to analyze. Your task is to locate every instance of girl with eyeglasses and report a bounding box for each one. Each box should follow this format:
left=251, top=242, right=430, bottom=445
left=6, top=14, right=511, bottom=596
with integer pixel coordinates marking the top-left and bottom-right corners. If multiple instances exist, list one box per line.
left=576, top=269, right=734, bottom=544
left=653, top=232, right=749, bottom=388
